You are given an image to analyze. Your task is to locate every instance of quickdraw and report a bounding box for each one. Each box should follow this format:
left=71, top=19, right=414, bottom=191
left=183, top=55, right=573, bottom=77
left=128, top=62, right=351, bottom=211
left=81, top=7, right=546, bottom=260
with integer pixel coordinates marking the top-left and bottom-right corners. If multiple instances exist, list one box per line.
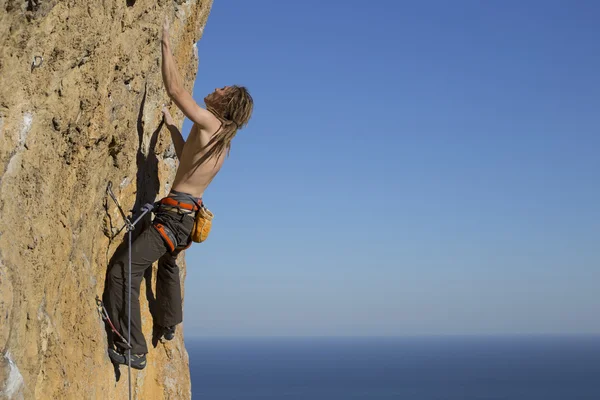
left=96, top=296, right=131, bottom=350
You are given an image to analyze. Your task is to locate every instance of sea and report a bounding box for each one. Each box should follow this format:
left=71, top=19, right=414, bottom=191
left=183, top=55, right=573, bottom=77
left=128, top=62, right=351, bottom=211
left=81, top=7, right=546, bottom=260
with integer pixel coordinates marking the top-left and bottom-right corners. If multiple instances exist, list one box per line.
left=188, top=335, right=600, bottom=400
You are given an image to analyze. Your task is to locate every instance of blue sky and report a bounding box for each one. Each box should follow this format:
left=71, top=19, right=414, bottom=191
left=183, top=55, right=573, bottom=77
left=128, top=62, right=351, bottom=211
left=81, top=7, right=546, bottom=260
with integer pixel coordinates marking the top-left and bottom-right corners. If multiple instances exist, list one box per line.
left=179, top=0, right=599, bottom=337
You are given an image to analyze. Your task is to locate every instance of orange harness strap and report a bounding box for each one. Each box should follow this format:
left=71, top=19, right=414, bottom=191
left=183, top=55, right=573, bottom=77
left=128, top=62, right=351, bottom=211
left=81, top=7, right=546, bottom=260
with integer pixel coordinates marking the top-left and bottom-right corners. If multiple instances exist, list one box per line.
left=153, top=222, right=193, bottom=253
left=159, top=197, right=201, bottom=211
left=153, top=223, right=175, bottom=252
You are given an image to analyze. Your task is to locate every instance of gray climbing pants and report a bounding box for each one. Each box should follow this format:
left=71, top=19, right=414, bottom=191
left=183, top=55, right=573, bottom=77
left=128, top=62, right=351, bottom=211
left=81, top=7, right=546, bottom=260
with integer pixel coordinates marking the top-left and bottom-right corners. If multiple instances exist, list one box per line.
left=106, top=197, right=196, bottom=354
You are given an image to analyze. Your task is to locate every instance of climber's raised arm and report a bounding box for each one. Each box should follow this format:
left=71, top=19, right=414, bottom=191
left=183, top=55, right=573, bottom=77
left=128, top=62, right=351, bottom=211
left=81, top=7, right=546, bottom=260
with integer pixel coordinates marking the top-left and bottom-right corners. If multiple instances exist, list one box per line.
left=161, top=16, right=215, bottom=130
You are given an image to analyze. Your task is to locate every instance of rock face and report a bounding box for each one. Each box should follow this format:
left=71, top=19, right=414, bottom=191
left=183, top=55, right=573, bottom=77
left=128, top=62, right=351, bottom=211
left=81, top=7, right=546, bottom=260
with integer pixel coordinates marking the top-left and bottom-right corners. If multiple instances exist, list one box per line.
left=0, top=1, right=212, bottom=398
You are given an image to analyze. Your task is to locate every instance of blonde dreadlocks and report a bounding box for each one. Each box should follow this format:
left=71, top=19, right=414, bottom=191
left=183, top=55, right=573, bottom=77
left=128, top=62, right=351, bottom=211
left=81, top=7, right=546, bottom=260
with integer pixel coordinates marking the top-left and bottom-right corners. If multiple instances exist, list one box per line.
left=205, top=85, right=254, bottom=159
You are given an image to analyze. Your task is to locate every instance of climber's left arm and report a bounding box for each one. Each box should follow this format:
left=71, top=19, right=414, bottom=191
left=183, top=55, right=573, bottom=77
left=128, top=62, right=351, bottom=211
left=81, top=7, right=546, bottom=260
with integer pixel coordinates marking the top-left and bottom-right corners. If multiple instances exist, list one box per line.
left=162, top=106, right=184, bottom=159
left=161, top=16, right=214, bottom=130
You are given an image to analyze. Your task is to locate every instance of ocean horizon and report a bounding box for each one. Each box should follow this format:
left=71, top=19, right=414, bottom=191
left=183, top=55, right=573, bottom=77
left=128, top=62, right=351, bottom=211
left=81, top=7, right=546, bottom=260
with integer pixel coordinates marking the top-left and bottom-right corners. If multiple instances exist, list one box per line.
left=187, top=334, right=600, bottom=399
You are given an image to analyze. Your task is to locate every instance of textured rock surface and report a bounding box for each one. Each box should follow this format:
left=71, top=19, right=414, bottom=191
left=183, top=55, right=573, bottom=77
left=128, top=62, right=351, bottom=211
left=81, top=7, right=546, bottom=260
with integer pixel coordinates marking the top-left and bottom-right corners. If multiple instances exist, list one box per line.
left=0, top=1, right=212, bottom=398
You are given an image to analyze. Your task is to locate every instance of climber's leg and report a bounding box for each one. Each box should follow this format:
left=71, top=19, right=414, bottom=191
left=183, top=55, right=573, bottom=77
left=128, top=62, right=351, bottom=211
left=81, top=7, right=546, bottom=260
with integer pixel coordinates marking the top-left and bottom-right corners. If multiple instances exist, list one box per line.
left=156, top=252, right=183, bottom=338
left=152, top=202, right=195, bottom=340
left=107, top=224, right=168, bottom=355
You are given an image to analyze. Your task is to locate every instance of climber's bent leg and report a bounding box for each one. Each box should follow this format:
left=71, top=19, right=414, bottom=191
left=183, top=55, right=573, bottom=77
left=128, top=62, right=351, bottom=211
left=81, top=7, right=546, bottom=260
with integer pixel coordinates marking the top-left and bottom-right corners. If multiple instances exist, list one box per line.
left=107, top=224, right=168, bottom=354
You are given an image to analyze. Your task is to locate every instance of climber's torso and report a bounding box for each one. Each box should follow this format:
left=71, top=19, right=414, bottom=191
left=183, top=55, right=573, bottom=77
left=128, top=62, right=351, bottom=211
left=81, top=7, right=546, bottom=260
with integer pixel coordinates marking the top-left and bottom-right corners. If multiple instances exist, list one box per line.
left=171, top=122, right=226, bottom=199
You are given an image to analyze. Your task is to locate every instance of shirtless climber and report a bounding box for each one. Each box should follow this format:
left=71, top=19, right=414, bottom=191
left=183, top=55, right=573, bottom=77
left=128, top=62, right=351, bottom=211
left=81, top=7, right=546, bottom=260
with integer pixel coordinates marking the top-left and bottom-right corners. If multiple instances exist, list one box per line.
left=105, top=16, right=254, bottom=369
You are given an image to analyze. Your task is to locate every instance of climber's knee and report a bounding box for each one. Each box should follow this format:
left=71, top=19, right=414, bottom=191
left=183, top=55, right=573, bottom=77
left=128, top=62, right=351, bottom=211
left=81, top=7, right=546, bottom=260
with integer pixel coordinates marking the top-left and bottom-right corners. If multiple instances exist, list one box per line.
left=108, top=255, right=127, bottom=286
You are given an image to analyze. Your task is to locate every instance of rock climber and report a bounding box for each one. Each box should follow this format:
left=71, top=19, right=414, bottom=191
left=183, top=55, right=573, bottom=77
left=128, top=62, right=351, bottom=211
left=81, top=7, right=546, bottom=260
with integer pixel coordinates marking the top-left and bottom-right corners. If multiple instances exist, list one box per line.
left=105, top=15, right=254, bottom=369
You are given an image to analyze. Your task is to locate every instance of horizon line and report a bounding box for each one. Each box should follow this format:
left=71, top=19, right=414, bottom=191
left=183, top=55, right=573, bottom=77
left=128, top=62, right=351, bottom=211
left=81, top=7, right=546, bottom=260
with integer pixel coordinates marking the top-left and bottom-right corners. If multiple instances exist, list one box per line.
left=184, top=332, right=600, bottom=340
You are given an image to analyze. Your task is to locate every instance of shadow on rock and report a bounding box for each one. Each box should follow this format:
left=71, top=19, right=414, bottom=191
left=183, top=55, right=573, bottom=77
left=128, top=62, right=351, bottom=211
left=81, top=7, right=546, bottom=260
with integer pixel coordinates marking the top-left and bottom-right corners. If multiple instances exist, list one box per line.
left=100, top=83, right=165, bottom=379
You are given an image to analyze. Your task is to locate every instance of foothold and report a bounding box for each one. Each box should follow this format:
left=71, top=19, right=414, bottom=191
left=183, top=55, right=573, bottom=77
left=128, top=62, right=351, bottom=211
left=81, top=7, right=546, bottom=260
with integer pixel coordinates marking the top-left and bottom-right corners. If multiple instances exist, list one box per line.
left=52, top=117, right=62, bottom=131
left=31, top=55, right=43, bottom=71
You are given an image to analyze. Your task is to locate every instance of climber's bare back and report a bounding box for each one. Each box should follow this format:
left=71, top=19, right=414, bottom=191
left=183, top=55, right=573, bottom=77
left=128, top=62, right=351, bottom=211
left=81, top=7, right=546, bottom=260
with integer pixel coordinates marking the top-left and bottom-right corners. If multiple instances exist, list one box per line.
left=171, top=120, right=225, bottom=199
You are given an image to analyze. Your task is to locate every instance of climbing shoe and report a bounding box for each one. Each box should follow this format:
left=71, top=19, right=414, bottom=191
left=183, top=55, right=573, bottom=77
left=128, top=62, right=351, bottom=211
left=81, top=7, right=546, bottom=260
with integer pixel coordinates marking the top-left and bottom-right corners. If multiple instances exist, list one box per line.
left=108, top=348, right=147, bottom=370
left=164, top=325, right=176, bottom=341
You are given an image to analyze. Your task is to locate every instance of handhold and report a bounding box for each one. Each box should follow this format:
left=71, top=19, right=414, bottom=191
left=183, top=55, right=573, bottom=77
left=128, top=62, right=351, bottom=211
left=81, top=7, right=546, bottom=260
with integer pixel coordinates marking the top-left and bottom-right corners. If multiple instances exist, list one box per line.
left=31, top=55, right=43, bottom=71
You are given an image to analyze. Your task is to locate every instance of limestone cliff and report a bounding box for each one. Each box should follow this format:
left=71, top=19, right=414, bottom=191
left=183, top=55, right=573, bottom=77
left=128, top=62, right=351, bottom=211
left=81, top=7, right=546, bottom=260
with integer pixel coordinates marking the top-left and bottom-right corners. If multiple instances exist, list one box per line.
left=0, top=1, right=212, bottom=398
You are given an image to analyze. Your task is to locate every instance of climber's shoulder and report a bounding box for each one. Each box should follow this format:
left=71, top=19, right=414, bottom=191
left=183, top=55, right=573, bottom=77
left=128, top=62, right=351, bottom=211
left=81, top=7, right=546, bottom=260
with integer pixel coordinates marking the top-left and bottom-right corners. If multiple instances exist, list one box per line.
left=169, top=89, right=220, bottom=132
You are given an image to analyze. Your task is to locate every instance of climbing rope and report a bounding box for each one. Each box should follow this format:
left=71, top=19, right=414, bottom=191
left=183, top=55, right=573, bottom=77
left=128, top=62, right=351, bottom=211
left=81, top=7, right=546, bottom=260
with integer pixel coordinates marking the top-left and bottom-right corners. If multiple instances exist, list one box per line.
left=127, top=221, right=132, bottom=400
left=106, top=182, right=156, bottom=400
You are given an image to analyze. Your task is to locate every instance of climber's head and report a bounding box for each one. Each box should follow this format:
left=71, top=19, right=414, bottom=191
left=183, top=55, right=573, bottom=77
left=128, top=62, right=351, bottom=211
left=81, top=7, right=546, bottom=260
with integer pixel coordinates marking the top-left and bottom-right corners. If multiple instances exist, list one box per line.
left=204, top=85, right=254, bottom=157
left=204, top=85, right=254, bottom=130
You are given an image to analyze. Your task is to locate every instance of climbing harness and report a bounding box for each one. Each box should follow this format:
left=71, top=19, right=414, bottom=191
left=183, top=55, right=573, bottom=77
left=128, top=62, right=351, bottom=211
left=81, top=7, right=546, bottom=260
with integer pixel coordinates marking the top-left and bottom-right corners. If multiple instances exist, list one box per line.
left=152, top=195, right=201, bottom=252
left=105, top=181, right=155, bottom=400
left=154, top=189, right=214, bottom=244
